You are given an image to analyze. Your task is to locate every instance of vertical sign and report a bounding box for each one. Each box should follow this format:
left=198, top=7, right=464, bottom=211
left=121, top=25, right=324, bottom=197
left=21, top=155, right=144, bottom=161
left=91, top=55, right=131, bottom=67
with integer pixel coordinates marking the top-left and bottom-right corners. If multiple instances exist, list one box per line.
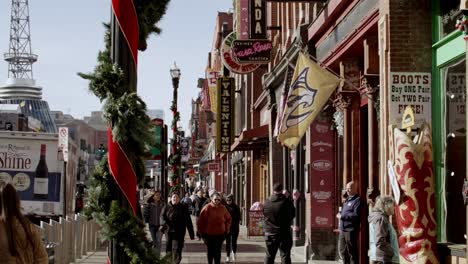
left=216, top=77, right=235, bottom=152
left=150, top=118, right=164, bottom=160
left=237, top=0, right=250, bottom=40
left=388, top=72, right=431, bottom=127
left=58, top=127, right=68, bottom=162
left=250, top=0, right=266, bottom=39
left=180, top=137, right=190, bottom=162
left=206, top=69, right=222, bottom=113
left=310, top=120, right=335, bottom=228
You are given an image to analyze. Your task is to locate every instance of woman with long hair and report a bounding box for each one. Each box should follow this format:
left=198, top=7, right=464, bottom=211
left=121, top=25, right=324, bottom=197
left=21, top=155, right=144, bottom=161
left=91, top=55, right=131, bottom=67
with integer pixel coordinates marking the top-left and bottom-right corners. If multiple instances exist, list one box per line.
left=143, top=189, right=165, bottom=257
left=0, top=183, right=48, bottom=263
left=224, top=194, right=241, bottom=262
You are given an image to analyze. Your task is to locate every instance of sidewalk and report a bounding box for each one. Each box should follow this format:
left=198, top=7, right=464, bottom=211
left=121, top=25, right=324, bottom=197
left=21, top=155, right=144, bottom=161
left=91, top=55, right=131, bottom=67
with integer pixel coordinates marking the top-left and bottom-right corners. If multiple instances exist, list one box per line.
left=75, top=216, right=338, bottom=263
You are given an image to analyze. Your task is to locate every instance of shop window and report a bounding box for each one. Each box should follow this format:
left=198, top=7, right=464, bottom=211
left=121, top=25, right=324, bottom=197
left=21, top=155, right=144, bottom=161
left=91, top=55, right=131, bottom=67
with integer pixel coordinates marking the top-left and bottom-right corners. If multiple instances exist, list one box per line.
left=440, top=0, right=462, bottom=38
left=442, top=57, right=466, bottom=243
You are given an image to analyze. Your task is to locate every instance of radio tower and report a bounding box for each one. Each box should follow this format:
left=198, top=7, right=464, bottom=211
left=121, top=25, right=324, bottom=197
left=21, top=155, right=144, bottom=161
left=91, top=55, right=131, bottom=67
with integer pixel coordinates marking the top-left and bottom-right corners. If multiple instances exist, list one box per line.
left=0, top=0, right=57, bottom=133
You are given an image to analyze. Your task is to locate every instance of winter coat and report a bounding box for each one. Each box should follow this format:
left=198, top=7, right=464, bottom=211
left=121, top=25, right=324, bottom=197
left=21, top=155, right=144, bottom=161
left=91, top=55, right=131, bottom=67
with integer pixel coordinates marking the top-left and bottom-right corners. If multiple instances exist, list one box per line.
left=192, top=196, right=208, bottom=217
left=143, top=201, right=165, bottom=226
left=340, top=194, right=362, bottom=232
left=0, top=219, right=48, bottom=264
left=160, top=202, right=194, bottom=240
left=225, top=202, right=241, bottom=232
left=368, top=210, right=399, bottom=263
left=263, top=193, right=295, bottom=236
left=197, top=203, right=232, bottom=236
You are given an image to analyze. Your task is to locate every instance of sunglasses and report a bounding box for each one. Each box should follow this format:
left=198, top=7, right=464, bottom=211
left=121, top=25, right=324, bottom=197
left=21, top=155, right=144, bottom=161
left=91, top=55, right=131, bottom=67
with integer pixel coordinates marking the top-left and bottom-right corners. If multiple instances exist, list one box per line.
left=214, top=198, right=221, bottom=201
left=226, top=199, right=232, bottom=202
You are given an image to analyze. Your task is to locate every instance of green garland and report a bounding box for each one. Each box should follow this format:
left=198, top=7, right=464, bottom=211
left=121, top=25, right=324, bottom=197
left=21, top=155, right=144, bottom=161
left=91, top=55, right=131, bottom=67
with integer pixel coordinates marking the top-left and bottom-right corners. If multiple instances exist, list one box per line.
left=78, top=1, right=170, bottom=263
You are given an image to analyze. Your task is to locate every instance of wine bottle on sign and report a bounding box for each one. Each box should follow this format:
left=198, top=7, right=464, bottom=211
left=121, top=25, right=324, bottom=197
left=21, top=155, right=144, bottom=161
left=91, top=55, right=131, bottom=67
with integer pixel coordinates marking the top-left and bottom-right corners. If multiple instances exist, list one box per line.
left=33, top=144, right=49, bottom=199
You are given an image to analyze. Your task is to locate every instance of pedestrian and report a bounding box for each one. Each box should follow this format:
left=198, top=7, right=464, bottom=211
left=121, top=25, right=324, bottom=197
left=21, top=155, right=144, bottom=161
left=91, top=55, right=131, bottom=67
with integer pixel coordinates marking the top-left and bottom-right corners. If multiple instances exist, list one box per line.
left=368, top=196, right=399, bottom=264
left=192, top=189, right=208, bottom=240
left=143, top=190, right=165, bottom=257
left=160, top=191, right=195, bottom=264
left=181, top=192, right=192, bottom=213
left=197, top=191, right=232, bottom=264
left=263, top=183, right=295, bottom=264
left=225, top=194, right=241, bottom=262
left=337, top=181, right=362, bottom=264
left=0, top=183, right=48, bottom=264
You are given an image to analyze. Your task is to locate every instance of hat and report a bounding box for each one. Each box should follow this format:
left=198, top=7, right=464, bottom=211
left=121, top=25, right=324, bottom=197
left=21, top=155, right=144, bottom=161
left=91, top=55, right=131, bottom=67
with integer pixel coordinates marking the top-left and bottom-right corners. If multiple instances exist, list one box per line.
left=209, top=189, right=217, bottom=198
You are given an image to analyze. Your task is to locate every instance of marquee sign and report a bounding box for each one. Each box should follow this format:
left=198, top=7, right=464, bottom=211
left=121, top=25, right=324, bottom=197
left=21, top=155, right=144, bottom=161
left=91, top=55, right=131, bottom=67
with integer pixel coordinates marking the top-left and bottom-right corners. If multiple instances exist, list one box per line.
left=233, top=39, right=272, bottom=63
left=216, top=77, right=235, bottom=152
left=220, top=32, right=261, bottom=74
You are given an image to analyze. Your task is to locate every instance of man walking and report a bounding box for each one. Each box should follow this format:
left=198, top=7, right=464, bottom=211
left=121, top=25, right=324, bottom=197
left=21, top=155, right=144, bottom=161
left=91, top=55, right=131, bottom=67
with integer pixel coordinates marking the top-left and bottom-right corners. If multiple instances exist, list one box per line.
left=263, top=183, right=295, bottom=264
left=337, top=181, right=362, bottom=264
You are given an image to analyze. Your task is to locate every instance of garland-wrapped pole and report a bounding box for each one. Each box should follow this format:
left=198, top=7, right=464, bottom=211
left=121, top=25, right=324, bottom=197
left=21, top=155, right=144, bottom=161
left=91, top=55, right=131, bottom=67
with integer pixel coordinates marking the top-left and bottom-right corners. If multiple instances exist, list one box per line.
left=169, top=63, right=181, bottom=194
left=108, top=0, right=139, bottom=263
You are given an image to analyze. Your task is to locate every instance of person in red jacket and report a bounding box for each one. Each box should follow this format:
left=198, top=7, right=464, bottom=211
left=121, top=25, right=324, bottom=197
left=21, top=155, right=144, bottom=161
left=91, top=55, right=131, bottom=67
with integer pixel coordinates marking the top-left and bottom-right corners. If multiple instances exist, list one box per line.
left=197, top=191, right=232, bottom=264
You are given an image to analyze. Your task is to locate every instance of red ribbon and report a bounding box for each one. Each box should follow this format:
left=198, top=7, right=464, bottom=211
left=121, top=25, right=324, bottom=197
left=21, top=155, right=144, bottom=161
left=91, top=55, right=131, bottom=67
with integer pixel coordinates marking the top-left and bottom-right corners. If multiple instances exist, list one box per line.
left=107, top=127, right=137, bottom=215
left=111, top=0, right=139, bottom=66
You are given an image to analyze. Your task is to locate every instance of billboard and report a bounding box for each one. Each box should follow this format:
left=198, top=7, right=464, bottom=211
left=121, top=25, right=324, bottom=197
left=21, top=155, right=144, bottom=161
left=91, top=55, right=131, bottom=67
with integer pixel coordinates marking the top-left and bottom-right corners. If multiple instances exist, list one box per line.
left=0, top=138, right=62, bottom=215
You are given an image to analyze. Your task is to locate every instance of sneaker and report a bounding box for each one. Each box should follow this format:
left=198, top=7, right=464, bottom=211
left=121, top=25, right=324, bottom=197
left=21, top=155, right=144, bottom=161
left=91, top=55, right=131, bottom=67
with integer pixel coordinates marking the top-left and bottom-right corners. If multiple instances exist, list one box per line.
left=226, top=256, right=230, bottom=263
left=231, top=253, right=236, bottom=262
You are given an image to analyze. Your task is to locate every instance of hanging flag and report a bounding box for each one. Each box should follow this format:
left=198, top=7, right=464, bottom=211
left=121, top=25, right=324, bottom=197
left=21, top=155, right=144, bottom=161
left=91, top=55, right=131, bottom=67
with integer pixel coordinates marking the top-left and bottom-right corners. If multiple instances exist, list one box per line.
left=278, top=52, right=340, bottom=149
left=274, top=62, right=295, bottom=138
left=206, top=68, right=221, bottom=113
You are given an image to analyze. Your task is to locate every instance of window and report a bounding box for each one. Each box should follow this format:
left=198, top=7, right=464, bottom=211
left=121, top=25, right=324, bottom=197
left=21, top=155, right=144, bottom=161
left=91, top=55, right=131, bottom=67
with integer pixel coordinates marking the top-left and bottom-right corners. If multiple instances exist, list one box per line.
left=440, top=0, right=461, bottom=38
left=442, top=57, right=466, bottom=243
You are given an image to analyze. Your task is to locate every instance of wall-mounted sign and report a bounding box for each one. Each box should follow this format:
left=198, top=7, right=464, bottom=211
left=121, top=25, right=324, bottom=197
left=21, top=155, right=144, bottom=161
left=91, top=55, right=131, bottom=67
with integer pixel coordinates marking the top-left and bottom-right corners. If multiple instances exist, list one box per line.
left=216, top=77, right=235, bottom=152
left=250, top=0, right=266, bottom=39
left=150, top=118, right=164, bottom=160
left=207, top=162, right=220, bottom=172
left=388, top=72, right=431, bottom=127
left=220, top=32, right=261, bottom=74
left=236, top=0, right=250, bottom=40
left=232, top=39, right=272, bottom=63
left=206, top=68, right=222, bottom=113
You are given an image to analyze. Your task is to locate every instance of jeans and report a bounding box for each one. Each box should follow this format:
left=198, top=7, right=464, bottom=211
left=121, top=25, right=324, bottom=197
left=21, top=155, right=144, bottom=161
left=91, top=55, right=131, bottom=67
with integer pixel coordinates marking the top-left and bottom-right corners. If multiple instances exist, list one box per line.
left=339, top=231, right=359, bottom=264
left=264, top=234, right=292, bottom=264
left=226, top=227, right=239, bottom=256
left=166, top=233, right=185, bottom=264
left=205, top=234, right=225, bottom=264
left=148, top=225, right=162, bottom=257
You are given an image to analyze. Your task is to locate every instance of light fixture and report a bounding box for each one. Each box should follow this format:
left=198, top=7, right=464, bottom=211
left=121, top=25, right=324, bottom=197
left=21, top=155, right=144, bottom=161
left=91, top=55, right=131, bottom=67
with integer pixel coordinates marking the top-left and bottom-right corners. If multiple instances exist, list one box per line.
left=170, top=62, right=181, bottom=79
left=446, top=91, right=456, bottom=100
left=447, top=132, right=456, bottom=139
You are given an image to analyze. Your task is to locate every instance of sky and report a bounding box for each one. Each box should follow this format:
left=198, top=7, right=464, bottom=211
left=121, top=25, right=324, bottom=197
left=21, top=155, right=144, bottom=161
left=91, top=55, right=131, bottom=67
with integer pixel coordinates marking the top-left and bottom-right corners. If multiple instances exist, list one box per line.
left=0, top=0, right=233, bottom=134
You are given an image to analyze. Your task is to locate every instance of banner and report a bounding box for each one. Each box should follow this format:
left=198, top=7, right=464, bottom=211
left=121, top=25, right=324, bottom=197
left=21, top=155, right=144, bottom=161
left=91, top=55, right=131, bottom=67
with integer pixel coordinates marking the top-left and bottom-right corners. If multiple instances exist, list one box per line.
left=206, top=69, right=221, bottom=113
left=180, top=137, right=190, bottom=162
left=216, top=77, right=235, bottom=152
left=274, top=63, right=295, bottom=137
left=278, top=52, right=340, bottom=149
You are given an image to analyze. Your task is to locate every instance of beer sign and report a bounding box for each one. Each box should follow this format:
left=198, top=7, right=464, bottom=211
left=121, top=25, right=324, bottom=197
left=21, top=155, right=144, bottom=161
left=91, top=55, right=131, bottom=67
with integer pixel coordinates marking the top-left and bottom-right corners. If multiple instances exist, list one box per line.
left=216, top=77, right=235, bottom=152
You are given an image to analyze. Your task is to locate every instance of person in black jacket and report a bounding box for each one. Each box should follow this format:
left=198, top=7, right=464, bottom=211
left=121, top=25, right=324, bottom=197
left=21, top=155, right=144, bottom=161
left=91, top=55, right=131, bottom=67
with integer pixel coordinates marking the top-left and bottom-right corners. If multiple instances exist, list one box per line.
left=225, top=194, right=241, bottom=262
left=160, top=192, right=195, bottom=264
left=336, top=181, right=362, bottom=264
left=263, top=183, right=295, bottom=264
left=143, top=190, right=165, bottom=257
left=192, top=189, right=208, bottom=240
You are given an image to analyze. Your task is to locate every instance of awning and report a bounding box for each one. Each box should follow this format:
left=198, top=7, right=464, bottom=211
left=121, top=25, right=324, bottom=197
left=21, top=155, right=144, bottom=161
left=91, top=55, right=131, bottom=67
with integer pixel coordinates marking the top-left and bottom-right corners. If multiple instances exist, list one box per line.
left=231, top=125, right=269, bottom=151
left=185, top=169, right=196, bottom=176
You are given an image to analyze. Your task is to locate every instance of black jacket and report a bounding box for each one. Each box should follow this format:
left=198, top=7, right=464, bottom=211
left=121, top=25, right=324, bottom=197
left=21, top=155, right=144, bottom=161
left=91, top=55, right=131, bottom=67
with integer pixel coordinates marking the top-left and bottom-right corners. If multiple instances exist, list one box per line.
left=143, top=201, right=165, bottom=226
left=160, top=202, right=194, bottom=240
left=263, top=193, right=295, bottom=236
left=226, top=202, right=241, bottom=231
left=340, top=194, right=362, bottom=232
left=192, top=196, right=208, bottom=216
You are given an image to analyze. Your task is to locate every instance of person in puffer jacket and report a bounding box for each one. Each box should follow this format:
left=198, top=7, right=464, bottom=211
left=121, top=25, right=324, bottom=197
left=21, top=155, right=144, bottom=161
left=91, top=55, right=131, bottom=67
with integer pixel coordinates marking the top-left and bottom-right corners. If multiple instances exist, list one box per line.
left=197, top=191, right=232, bottom=264
left=143, top=190, right=165, bottom=257
left=368, top=195, right=399, bottom=264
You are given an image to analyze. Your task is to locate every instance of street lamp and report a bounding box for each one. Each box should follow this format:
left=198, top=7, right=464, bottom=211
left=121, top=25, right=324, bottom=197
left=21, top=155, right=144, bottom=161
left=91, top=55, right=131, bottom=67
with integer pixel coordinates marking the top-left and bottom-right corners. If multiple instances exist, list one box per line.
left=169, top=62, right=181, bottom=193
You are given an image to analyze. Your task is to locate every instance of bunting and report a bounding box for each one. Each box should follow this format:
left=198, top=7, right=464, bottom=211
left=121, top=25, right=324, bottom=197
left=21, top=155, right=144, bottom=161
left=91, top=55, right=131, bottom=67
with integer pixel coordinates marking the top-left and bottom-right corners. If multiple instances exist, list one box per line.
left=278, top=52, right=340, bottom=149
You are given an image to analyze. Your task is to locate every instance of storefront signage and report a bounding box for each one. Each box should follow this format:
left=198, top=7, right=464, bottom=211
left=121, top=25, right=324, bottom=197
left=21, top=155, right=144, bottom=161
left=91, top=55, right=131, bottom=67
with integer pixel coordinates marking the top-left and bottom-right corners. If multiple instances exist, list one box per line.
left=150, top=118, right=164, bottom=160
left=310, top=120, right=335, bottom=229
left=447, top=73, right=466, bottom=136
left=207, top=162, right=220, bottom=172
left=221, top=32, right=261, bottom=74
left=206, top=69, right=221, bottom=113
left=236, top=0, right=250, bottom=40
left=232, top=39, right=272, bottom=63
left=389, top=72, right=431, bottom=127
left=216, top=77, right=235, bottom=152
left=250, top=0, right=266, bottom=39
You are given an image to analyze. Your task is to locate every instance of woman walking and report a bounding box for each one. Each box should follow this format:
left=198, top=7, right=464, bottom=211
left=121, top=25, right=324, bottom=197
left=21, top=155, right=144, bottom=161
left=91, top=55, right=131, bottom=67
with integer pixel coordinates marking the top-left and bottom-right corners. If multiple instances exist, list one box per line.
left=0, top=183, right=48, bottom=264
left=143, top=190, right=165, bottom=257
left=197, top=191, right=232, bottom=264
left=160, top=191, right=194, bottom=264
left=368, top=195, right=399, bottom=264
left=225, top=194, right=241, bottom=262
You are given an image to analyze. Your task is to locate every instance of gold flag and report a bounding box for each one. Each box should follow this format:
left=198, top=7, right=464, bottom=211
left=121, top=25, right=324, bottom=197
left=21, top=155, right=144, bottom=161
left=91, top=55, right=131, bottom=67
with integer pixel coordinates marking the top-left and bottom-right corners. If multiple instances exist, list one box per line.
left=278, top=52, right=340, bottom=149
